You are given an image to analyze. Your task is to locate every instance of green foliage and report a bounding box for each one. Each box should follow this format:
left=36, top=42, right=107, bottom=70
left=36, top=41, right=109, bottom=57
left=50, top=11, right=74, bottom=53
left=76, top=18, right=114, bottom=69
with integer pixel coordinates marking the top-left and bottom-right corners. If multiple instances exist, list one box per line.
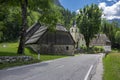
left=77, top=4, right=102, bottom=48
left=0, top=0, right=60, bottom=54
left=0, top=6, right=41, bottom=42
left=0, top=32, right=3, bottom=42
left=61, top=9, right=76, bottom=29
left=93, top=46, right=104, bottom=53
left=0, top=22, right=4, bottom=41
left=103, top=53, right=120, bottom=80
left=27, top=10, right=40, bottom=27
left=0, top=0, right=61, bottom=42
left=38, top=4, right=60, bottom=29
left=80, top=46, right=104, bottom=54
left=101, top=19, right=120, bottom=48
left=2, top=7, right=21, bottom=42
left=115, top=31, right=120, bottom=44
left=0, top=0, right=74, bottom=42
left=0, top=0, right=74, bottom=54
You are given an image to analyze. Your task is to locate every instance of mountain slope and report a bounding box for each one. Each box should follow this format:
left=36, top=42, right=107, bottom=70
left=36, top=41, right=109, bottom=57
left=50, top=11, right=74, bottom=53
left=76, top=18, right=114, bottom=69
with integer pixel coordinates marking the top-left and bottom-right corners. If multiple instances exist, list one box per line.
left=109, top=19, right=120, bottom=27
left=53, top=0, right=63, bottom=8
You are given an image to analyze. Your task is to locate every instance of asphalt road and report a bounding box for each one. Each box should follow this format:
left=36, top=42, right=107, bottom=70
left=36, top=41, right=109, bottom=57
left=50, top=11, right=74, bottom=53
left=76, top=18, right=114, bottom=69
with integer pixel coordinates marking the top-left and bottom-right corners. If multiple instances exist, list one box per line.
left=0, top=54, right=101, bottom=80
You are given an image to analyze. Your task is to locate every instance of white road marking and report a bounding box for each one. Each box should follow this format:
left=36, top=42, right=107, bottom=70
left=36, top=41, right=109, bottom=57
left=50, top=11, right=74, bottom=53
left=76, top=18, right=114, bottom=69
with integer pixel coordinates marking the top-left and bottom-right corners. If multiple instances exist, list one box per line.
left=84, top=65, right=93, bottom=80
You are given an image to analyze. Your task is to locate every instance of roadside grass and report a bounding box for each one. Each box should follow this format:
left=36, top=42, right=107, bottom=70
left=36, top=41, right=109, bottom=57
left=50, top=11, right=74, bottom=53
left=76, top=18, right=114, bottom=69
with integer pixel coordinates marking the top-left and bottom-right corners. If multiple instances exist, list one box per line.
left=0, top=42, right=67, bottom=69
left=103, top=52, right=120, bottom=80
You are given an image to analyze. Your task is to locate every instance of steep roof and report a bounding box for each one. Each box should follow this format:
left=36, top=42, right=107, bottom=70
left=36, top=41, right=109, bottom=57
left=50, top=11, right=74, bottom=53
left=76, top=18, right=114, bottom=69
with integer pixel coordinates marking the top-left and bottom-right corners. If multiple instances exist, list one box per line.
left=25, top=23, right=69, bottom=44
left=56, top=24, right=67, bottom=31
left=90, top=34, right=111, bottom=46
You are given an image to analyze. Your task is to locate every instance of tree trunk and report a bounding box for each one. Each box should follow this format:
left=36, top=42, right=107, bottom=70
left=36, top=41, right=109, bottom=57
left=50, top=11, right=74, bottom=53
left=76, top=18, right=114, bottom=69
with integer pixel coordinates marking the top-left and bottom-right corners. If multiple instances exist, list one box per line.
left=86, top=40, right=90, bottom=50
left=17, top=0, right=27, bottom=54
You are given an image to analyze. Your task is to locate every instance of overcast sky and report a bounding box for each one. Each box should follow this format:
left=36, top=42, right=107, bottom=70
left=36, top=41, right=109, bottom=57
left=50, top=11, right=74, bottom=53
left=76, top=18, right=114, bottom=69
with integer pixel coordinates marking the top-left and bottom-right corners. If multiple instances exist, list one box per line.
left=59, top=0, right=120, bottom=20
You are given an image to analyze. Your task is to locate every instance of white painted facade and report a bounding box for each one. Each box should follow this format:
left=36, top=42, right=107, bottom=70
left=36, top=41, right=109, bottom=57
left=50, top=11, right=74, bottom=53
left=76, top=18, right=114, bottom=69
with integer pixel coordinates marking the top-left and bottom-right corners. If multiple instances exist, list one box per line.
left=70, top=25, right=86, bottom=48
left=104, top=46, right=111, bottom=52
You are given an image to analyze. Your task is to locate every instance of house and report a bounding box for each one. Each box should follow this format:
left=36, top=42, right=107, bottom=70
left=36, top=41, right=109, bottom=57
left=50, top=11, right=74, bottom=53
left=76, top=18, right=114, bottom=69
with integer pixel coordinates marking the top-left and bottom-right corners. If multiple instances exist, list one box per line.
left=90, top=34, right=111, bottom=52
left=25, top=23, right=75, bottom=55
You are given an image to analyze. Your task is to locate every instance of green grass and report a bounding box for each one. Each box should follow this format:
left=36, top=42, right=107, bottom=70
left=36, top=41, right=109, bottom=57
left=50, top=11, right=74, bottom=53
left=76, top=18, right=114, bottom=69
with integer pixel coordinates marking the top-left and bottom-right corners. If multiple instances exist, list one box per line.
left=0, top=42, right=66, bottom=69
left=0, top=43, right=19, bottom=56
left=103, top=53, right=120, bottom=80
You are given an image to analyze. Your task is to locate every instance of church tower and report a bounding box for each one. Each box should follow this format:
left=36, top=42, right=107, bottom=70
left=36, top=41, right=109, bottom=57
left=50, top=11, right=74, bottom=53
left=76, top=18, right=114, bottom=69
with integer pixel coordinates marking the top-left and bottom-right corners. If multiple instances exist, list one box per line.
left=70, top=20, right=80, bottom=48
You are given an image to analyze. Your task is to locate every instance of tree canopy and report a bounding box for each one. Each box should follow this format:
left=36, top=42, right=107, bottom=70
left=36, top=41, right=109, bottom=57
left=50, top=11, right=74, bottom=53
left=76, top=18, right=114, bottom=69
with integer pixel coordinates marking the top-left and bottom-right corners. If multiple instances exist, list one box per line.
left=77, top=4, right=102, bottom=48
left=0, top=0, right=60, bottom=54
left=101, top=19, right=120, bottom=48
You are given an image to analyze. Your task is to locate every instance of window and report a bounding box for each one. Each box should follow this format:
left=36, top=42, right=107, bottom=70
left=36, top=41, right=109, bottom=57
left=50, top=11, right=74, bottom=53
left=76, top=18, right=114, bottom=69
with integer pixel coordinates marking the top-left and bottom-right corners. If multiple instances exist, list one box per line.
left=76, top=29, right=77, bottom=32
left=71, top=29, right=73, bottom=32
left=66, top=46, right=69, bottom=50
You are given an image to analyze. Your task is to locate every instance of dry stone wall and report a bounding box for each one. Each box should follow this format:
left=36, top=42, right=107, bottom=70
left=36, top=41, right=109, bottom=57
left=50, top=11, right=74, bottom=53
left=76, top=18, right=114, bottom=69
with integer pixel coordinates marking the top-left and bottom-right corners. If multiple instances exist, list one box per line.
left=0, top=56, right=33, bottom=64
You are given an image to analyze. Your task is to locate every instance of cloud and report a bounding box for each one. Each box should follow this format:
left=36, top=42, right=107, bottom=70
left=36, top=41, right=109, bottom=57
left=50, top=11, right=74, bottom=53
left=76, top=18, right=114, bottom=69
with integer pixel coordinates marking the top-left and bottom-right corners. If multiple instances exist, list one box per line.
left=99, top=1, right=120, bottom=20
left=99, top=2, right=106, bottom=9
left=107, top=0, right=113, bottom=1
left=106, top=0, right=117, bottom=2
left=76, top=9, right=80, bottom=14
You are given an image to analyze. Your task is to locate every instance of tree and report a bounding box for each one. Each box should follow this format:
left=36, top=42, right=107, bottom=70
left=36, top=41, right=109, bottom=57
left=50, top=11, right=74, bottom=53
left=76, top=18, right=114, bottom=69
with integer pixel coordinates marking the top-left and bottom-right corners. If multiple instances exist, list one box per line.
left=77, top=4, right=102, bottom=48
left=101, top=19, right=119, bottom=47
left=115, top=31, right=120, bottom=44
left=0, top=4, right=7, bottom=42
left=0, top=5, right=40, bottom=42
left=0, top=0, right=56, bottom=54
left=3, top=7, right=21, bottom=42
left=62, top=9, right=73, bottom=28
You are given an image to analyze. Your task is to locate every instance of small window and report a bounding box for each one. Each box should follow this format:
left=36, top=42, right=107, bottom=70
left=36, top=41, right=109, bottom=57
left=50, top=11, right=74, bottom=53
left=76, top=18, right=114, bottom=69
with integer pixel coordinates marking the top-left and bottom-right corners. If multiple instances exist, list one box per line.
left=76, top=29, right=77, bottom=32
left=66, top=46, right=69, bottom=50
left=71, top=29, right=73, bottom=32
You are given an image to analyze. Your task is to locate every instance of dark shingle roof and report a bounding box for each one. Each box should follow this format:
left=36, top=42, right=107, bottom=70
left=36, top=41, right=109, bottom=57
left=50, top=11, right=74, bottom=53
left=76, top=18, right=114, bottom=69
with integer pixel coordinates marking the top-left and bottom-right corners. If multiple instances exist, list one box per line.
left=90, top=34, right=111, bottom=46
left=25, top=23, right=68, bottom=44
left=56, top=24, right=67, bottom=31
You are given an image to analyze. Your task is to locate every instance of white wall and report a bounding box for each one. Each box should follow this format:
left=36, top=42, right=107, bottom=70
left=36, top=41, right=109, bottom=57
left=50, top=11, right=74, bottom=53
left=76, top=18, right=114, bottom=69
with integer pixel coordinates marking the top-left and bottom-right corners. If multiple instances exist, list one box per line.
left=104, top=46, right=111, bottom=52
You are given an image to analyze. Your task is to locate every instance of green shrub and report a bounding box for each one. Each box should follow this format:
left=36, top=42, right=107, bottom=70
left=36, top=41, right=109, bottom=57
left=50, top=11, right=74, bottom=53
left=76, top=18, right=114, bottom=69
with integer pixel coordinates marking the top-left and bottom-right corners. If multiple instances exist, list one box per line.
left=80, top=46, right=104, bottom=54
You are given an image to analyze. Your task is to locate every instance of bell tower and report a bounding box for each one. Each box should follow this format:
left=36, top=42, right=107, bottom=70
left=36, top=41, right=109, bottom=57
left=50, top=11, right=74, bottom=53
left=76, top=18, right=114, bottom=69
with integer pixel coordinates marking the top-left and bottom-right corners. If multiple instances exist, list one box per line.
left=70, top=20, right=80, bottom=48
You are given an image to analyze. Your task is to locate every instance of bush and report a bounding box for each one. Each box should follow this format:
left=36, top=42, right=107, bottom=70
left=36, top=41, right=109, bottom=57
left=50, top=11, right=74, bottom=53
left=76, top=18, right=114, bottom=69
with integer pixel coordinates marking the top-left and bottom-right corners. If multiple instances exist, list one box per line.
left=80, top=46, right=104, bottom=54
left=93, top=46, right=104, bottom=53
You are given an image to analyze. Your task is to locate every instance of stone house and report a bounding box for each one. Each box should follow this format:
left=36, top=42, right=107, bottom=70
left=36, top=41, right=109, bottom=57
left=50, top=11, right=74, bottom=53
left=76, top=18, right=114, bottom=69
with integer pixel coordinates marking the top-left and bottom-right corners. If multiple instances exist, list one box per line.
left=90, top=34, right=111, bottom=52
left=25, top=23, right=75, bottom=55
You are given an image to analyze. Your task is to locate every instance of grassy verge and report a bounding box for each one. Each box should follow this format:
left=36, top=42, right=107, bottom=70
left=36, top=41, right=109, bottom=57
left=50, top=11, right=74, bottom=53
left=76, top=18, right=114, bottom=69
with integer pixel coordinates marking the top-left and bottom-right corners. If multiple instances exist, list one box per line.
left=0, top=42, right=67, bottom=69
left=103, top=52, right=120, bottom=80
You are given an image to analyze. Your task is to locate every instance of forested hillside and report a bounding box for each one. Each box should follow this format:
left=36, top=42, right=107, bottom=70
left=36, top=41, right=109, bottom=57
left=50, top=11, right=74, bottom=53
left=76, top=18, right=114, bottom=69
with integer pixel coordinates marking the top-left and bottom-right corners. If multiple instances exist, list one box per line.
left=0, top=0, right=75, bottom=42
left=54, top=0, right=63, bottom=8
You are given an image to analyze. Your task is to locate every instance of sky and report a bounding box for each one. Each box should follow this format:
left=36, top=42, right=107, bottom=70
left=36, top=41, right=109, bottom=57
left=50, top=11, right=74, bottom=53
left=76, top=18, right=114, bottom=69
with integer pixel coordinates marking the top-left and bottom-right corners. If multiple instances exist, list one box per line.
left=59, top=0, right=120, bottom=20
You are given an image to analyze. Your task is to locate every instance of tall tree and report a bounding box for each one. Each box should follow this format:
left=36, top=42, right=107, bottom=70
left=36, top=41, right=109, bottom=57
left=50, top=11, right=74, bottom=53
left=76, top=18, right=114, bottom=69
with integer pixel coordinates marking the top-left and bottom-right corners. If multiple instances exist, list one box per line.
left=77, top=4, right=102, bottom=48
left=17, top=0, right=27, bottom=54
left=60, top=9, right=76, bottom=29
left=0, top=0, right=55, bottom=54
left=101, top=19, right=119, bottom=47
left=115, top=31, right=120, bottom=46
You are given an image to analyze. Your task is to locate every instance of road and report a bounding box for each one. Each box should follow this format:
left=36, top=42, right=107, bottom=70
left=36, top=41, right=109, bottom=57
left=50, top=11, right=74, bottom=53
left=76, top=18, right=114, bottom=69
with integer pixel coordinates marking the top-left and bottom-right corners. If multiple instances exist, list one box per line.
left=0, top=54, right=102, bottom=80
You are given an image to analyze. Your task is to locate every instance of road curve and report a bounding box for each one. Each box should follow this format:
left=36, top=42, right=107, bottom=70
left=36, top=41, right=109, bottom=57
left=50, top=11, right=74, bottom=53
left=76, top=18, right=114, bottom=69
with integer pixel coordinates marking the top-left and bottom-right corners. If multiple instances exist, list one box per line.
left=0, top=54, right=101, bottom=80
